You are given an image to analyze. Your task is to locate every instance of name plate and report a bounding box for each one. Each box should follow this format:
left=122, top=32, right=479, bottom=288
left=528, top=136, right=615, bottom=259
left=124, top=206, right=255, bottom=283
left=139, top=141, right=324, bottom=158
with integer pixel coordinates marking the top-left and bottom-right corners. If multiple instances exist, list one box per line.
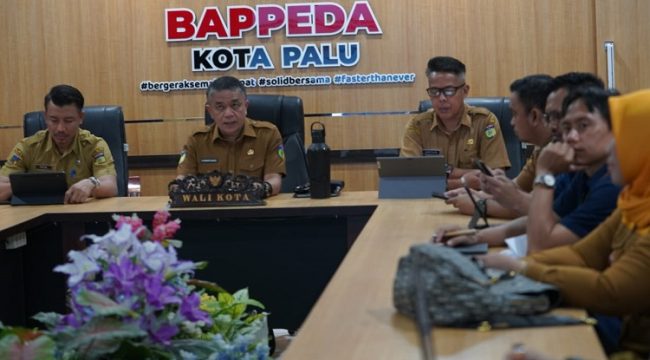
left=168, top=171, right=266, bottom=208
left=169, top=191, right=265, bottom=208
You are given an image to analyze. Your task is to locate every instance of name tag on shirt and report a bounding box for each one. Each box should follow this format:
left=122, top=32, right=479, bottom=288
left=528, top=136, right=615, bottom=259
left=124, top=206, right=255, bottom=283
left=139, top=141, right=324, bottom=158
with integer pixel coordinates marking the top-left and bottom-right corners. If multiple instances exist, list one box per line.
left=200, top=158, right=218, bottom=164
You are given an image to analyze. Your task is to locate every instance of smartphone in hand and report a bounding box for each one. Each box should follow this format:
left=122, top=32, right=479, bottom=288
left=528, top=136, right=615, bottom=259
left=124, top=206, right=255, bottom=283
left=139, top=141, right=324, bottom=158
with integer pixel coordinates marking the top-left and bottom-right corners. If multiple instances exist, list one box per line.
left=474, top=159, right=493, bottom=176
left=431, top=191, right=449, bottom=200
left=439, top=228, right=478, bottom=242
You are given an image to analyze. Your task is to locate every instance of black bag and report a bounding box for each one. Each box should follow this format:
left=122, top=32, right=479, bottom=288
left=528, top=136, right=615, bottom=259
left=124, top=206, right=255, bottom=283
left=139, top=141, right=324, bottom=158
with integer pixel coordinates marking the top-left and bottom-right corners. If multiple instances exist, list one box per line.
left=393, top=244, right=585, bottom=328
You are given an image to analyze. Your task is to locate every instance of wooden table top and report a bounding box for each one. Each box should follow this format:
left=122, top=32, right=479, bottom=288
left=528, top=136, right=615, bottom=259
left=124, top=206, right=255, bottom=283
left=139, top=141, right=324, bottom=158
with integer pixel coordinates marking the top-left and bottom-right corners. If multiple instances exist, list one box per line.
left=0, top=192, right=606, bottom=359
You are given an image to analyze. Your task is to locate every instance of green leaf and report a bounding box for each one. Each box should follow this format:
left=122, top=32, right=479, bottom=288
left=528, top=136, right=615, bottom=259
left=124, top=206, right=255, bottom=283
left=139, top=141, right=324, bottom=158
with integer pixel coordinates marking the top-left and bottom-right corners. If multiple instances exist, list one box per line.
left=65, top=317, right=146, bottom=358
left=76, top=290, right=136, bottom=317
left=217, top=292, right=234, bottom=306
left=33, top=312, right=63, bottom=328
left=0, top=333, right=56, bottom=360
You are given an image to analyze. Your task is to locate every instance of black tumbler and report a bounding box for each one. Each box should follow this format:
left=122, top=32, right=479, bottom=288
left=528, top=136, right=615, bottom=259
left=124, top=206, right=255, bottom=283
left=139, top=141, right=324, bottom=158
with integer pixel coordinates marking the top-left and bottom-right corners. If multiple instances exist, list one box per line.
left=307, top=122, right=331, bottom=199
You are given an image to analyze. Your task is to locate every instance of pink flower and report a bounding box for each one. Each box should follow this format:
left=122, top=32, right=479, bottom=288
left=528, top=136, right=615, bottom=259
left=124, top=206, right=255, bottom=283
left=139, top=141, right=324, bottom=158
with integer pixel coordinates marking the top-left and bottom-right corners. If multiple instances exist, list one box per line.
left=150, top=210, right=181, bottom=243
left=112, top=214, right=146, bottom=238
left=152, top=210, right=171, bottom=229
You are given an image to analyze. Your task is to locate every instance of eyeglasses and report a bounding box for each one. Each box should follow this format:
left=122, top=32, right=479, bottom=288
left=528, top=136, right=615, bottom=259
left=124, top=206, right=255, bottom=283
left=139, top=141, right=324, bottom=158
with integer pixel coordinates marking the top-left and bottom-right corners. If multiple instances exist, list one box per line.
left=559, top=118, right=595, bottom=137
left=426, top=84, right=465, bottom=98
left=543, top=111, right=562, bottom=125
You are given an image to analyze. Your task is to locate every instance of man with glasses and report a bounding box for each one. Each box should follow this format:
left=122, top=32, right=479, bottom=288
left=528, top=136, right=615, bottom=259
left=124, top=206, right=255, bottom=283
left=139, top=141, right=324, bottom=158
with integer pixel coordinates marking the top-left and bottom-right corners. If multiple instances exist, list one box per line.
left=176, top=76, right=285, bottom=197
left=449, top=72, right=607, bottom=218
left=436, top=85, right=619, bottom=254
left=401, top=56, right=510, bottom=190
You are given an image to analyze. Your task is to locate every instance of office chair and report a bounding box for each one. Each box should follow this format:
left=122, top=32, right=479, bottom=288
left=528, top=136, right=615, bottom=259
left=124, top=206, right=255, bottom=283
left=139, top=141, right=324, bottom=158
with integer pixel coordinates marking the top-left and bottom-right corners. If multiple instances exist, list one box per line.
left=205, top=94, right=309, bottom=193
left=24, top=106, right=129, bottom=196
left=418, top=97, right=524, bottom=178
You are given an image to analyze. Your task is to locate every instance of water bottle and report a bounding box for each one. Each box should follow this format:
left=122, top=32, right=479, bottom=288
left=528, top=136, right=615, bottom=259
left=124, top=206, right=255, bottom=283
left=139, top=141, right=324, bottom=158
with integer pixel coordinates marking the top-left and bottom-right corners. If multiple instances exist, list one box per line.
left=307, top=122, right=331, bottom=199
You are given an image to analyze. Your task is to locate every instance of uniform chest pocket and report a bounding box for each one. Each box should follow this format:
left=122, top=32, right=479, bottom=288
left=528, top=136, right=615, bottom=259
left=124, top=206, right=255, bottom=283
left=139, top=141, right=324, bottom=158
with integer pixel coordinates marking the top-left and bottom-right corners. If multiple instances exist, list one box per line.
left=237, top=158, right=264, bottom=179
left=460, top=142, right=478, bottom=169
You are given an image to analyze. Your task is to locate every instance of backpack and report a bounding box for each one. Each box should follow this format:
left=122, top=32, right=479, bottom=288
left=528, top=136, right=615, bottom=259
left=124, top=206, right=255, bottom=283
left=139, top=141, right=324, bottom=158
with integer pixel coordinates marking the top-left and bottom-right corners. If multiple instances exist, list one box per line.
left=393, top=243, right=583, bottom=328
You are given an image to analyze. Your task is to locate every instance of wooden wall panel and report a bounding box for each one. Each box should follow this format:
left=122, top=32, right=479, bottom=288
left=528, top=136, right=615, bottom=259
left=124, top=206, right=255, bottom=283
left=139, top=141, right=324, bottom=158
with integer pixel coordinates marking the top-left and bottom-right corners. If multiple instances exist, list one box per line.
left=0, top=0, right=610, bottom=195
left=595, top=0, right=650, bottom=93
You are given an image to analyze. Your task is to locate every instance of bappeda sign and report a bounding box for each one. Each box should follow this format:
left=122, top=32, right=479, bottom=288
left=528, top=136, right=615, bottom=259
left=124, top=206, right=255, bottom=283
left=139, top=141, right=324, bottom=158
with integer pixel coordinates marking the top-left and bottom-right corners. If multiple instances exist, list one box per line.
left=140, top=1, right=415, bottom=92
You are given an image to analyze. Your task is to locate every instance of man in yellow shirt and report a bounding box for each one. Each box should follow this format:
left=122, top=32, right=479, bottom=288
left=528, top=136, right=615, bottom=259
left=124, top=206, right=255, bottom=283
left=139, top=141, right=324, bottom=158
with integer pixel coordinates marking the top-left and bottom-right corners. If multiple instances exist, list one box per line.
left=401, top=56, right=510, bottom=190
left=0, top=85, right=117, bottom=203
left=176, top=76, right=285, bottom=197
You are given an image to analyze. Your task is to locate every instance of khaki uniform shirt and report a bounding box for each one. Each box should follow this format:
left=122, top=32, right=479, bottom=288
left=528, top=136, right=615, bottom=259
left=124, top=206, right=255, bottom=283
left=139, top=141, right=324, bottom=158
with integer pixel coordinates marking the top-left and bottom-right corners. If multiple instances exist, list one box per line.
left=514, top=146, right=541, bottom=193
left=401, top=105, right=511, bottom=170
left=0, top=129, right=116, bottom=187
left=526, top=210, right=650, bottom=355
left=177, top=118, right=286, bottom=180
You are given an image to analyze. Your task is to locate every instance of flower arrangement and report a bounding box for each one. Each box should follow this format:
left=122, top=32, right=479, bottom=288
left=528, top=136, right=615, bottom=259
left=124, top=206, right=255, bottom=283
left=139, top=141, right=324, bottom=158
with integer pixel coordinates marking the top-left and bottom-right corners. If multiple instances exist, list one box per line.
left=0, top=210, right=269, bottom=359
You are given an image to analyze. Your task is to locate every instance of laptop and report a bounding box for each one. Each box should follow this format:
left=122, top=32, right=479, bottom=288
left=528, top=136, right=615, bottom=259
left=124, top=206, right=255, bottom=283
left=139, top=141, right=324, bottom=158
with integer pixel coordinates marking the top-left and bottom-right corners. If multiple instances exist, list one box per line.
left=9, top=171, right=68, bottom=205
left=377, top=156, right=447, bottom=198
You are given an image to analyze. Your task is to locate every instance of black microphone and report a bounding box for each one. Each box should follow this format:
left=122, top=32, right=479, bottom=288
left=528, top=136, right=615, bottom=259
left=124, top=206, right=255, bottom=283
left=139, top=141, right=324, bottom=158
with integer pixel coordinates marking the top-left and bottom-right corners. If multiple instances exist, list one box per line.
left=461, top=176, right=489, bottom=229
left=413, top=259, right=436, bottom=360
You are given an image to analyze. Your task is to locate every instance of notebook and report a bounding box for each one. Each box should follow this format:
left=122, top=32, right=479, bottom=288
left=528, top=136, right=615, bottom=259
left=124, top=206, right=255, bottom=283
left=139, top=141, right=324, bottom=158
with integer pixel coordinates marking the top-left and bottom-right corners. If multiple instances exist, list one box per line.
left=9, top=171, right=68, bottom=205
left=377, top=156, right=447, bottom=198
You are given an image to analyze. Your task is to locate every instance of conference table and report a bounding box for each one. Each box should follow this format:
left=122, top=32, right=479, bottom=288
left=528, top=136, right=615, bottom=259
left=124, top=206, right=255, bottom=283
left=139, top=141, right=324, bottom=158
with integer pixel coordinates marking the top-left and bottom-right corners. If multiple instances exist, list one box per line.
left=0, top=192, right=606, bottom=359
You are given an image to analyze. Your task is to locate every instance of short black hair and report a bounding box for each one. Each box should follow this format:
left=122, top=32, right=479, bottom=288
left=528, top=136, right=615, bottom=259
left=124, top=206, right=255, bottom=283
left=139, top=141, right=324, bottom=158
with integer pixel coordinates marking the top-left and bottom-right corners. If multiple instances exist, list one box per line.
left=509, top=74, right=554, bottom=113
left=206, top=76, right=247, bottom=99
left=44, top=84, right=84, bottom=110
left=425, top=56, right=466, bottom=77
left=562, top=86, right=612, bottom=129
left=550, top=72, right=604, bottom=93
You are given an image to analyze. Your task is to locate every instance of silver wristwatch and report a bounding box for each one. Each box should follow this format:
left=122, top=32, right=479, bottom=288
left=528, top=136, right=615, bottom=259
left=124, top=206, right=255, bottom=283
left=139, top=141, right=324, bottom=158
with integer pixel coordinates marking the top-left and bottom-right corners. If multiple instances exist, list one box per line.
left=533, top=173, right=556, bottom=189
left=89, top=176, right=101, bottom=189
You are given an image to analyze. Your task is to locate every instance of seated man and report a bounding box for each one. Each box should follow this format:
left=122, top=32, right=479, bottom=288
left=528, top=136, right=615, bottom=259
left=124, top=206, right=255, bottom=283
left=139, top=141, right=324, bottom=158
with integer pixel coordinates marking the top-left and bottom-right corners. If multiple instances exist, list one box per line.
left=0, top=84, right=118, bottom=204
left=176, top=76, right=285, bottom=197
left=482, top=88, right=650, bottom=358
left=446, top=72, right=606, bottom=218
left=400, top=56, right=511, bottom=190
left=445, top=74, right=554, bottom=218
left=435, top=86, right=620, bottom=254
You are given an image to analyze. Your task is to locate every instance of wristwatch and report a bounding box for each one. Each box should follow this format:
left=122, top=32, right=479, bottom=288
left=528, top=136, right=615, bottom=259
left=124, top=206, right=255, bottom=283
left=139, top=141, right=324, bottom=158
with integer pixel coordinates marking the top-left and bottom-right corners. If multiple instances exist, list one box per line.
left=533, top=173, right=556, bottom=189
left=89, top=176, right=101, bottom=189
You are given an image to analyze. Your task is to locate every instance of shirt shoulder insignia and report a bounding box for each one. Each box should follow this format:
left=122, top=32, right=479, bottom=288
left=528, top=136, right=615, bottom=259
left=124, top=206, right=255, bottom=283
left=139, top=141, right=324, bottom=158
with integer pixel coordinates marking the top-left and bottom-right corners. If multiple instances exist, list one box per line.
left=277, top=144, right=285, bottom=159
left=93, top=146, right=107, bottom=164
left=411, top=112, right=434, bottom=127
left=468, top=105, right=492, bottom=117
left=191, top=125, right=213, bottom=136
left=484, top=123, right=497, bottom=139
left=24, top=130, right=48, bottom=145
left=250, top=120, right=277, bottom=130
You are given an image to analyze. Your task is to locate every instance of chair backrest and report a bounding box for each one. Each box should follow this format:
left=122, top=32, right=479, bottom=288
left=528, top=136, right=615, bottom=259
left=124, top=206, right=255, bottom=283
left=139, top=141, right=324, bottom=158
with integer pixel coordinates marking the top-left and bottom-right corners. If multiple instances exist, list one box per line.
left=418, top=97, right=523, bottom=178
left=23, top=106, right=129, bottom=196
left=205, top=94, right=309, bottom=193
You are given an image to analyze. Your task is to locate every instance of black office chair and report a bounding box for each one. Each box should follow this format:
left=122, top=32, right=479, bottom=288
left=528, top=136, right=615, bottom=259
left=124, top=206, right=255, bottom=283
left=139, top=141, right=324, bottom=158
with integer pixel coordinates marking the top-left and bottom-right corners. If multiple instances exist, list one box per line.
left=418, top=97, right=523, bottom=178
left=205, top=94, right=309, bottom=193
left=23, top=106, right=129, bottom=196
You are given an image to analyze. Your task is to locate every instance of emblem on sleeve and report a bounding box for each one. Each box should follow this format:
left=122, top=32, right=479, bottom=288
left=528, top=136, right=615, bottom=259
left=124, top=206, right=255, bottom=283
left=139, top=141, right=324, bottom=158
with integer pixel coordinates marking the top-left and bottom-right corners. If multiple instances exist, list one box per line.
left=484, top=124, right=497, bottom=139
left=93, top=147, right=106, bottom=164
left=277, top=144, right=285, bottom=160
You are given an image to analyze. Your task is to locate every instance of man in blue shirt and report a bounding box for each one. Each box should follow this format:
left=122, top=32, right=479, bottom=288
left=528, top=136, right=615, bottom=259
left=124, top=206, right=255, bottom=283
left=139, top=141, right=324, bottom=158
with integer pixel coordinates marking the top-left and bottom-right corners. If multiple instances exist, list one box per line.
left=435, top=85, right=620, bottom=253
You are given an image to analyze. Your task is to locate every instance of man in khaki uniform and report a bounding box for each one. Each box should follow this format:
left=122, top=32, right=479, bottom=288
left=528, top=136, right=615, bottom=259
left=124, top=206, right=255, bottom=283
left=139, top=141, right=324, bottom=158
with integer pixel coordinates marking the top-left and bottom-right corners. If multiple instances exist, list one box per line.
left=446, top=74, right=554, bottom=218
left=177, top=76, right=285, bottom=197
left=401, top=56, right=510, bottom=190
left=0, top=84, right=118, bottom=203
left=454, top=73, right=606, bottom=219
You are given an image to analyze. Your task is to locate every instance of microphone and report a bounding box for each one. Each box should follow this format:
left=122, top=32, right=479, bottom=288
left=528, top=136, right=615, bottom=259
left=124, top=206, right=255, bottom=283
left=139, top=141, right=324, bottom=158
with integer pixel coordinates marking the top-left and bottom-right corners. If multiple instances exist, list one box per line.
left=461, top=176, right=489, bottom=229
left=413, top=259, right=436, bottom=360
